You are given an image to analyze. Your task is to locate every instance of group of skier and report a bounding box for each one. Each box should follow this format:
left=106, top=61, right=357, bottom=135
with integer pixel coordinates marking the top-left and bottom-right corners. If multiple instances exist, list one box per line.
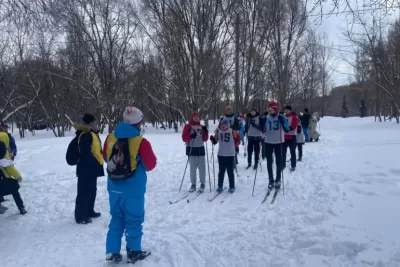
left=0, top=101, right=320, bottom=265
left=182, top=101, right=320, bottom=198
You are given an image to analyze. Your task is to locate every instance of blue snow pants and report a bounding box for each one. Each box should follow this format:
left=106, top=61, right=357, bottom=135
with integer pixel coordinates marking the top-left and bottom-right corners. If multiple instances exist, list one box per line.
left=106, top=194, right=145, bottom=253
left=303, top=127, right=309, bottom=142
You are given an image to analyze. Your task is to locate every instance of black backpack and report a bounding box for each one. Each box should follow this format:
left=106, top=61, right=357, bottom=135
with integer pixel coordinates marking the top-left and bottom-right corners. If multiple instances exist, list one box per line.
left=107, top=138, right=134, bottom=180
left=66, top=136, right=80, bottom=166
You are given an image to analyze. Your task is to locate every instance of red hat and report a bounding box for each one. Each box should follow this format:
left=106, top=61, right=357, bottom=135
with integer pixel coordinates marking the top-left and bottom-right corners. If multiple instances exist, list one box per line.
left=191, top=111, right=200, bottom=119
left=268, top=101, right=278, bottom=111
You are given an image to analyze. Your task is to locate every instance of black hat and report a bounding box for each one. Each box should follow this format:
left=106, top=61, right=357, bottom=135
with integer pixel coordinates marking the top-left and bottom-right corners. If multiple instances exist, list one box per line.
left=304, top=108, right=309, bottom=113
left=284, top=105, right=292, bottom=111
left=250, top=107, right=257, bottom=112
left=82, top=113, right=96, bottom=125
left=0, top=122, right=8, bottom=130
left=0, top=141, right=6, bottom=159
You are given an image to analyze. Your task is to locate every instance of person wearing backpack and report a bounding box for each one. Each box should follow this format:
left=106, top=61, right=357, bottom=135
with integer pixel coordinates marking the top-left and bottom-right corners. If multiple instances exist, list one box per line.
left=104, top=106, right=157, bottom=264
left=73, top=113, right=104, bottom=224
left=0, top=135, right=26, bottom=215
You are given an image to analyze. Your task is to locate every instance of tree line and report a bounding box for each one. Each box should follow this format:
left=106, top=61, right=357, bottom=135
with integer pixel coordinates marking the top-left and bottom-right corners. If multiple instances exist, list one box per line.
left=0, top=0, right=396, bottom=138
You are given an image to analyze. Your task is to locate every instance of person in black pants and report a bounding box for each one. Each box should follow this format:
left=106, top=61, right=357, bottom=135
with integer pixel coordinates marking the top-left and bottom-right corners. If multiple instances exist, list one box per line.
left=74, top=113, right=104, bottom=224
left=245, top=107, right=263, bottom=170
left=282, top=106, right=298, bottom=172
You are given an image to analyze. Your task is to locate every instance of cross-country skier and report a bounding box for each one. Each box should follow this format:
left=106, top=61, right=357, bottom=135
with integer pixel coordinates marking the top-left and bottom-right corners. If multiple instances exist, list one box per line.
left=245, top=107, right=263, bottom=170
left=296, top=117, right=305, bottom=162
left=263, top=101, right=290, bottom=190
left=220, top=106, right=241, bottom=164
left=283, top=105, right=298, bottom=172
left=182, top=111, right=209, bottom=193
left=210, top=119, right=240, bottom=193
left=104, top=106, right=157, bottom=264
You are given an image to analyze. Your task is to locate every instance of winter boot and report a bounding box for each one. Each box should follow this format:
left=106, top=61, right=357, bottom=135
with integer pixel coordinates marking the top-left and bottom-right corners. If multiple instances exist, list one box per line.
left=246, top=163, right=252, bottom=170
left=217, top=186, right=223, bottom=193
left=189, top=184, right=196, bottom=193
left=199, top=184, right=205, bottom=193
left=229, top=187, right=235, bottom=193
left=127, top=249, right=151, bottom=264
left=275, top=181, right=281, bottom=190
left=106, top=253, right=123, bottom=263
left=19, top=207, right=27, bottom=215
left=76, top=218, right=92, bottom=224
left=290, top=167, right=295, bottom=172
left=89, top=211, right=101, bottom=218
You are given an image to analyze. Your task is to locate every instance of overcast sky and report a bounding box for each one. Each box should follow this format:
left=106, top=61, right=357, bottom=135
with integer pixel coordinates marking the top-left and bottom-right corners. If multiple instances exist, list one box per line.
left=309, top=0, right=400, bottom=87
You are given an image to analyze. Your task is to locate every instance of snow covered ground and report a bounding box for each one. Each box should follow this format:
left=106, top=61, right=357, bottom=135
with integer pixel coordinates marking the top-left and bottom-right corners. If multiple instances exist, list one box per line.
left=1, top=117, right=400, bottom=267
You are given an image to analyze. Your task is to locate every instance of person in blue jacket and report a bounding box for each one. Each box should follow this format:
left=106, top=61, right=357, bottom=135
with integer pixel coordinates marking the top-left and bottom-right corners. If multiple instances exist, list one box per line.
left=104, top=106, right=157, bottom=264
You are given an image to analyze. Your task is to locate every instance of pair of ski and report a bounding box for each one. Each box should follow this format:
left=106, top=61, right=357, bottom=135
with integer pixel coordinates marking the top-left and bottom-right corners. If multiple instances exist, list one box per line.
left=261, top=187, right=280, bottom=204
left=169, top=190, right=203, bottom=204
left=208, top=187, right=233, bottom=203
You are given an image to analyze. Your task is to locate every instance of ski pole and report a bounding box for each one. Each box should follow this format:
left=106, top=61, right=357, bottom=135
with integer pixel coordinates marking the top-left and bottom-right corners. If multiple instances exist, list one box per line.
left=205, top=141, right=212, bottom=192
left=179, top=139, right=194, bottom=193
left=212, top=144, right=215, bottom=188
left=252, top=160, right=258, bottom=197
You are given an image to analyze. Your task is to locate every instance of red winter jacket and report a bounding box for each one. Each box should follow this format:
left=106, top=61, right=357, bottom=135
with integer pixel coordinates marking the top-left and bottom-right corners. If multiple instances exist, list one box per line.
left=182, top=112, right=209, bottom=156
left=284, top=112, right=298, bottom=141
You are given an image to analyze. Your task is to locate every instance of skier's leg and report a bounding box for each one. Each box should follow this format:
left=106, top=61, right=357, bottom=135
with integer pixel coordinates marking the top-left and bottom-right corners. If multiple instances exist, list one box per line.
left=226, top=156, right=235, bottom=188
left=217, top=156, right=226, bottom=187
left=189, top=156, right=198, bottom=187
left=198, top=156, right=206, bottom=185
left=275, top=144, right=283, bottom=183
left=254, top=140, right=260, bottom=165
left=247, top=138, right=253, bottom=165
left=290, top=138, right=297, bottom=169
left=265, top=143, right=274, bottom=183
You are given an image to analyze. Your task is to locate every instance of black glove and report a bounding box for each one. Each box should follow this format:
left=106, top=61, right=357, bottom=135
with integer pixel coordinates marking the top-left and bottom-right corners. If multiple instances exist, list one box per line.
left=289, top=126, right=293, bottom=131
left=210, top=135, right=217, bottom=145
left=202, top=126, right=208, bottom=133
left=297, top=125, right=301, bottom=134
left=190, top=132, right=197, bottom=139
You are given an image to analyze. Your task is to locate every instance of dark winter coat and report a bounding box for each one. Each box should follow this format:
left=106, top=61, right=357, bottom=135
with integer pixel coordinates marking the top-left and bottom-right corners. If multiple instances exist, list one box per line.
left=75, top=124, right=104, bottom=178
left=300, top=113, right=311, bottom=128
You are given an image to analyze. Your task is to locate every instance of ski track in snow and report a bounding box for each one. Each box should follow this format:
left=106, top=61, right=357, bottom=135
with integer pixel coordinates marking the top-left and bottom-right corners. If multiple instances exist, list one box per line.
left=1, top=118, right=400, bottom=266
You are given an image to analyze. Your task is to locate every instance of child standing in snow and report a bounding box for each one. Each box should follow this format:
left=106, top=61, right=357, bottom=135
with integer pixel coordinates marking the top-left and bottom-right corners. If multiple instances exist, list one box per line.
left=104, top=106, right=157, bottom=264
left=210, top=119, right=240, bottom=193
left=296, top=119, right=305, bottom=162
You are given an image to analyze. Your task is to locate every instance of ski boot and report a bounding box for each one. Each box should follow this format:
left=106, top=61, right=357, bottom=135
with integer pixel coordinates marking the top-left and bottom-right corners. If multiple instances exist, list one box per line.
left=127, top=249, right=151, bottom=264
left=297, top=158, right=302, bottom=162
left=246, top=163, right=252, bottom=170
left=189, top=184, right=196, bottom=193
left=229, top=187, right=235, bottom=193
left=106, top=253, right=123, bottom=263
left=217, top=186, right=223, bottom=193
left=19, top=207, right=27, bottom=215
left=290, top=167, right=295, bottom=172
left=275, top=181, right=281, bottom=190
left=268, top=181, right=274, bottom=190
left=0, top=204, right=8, bottom=214
left=199, top=184, right=205, bottom=193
